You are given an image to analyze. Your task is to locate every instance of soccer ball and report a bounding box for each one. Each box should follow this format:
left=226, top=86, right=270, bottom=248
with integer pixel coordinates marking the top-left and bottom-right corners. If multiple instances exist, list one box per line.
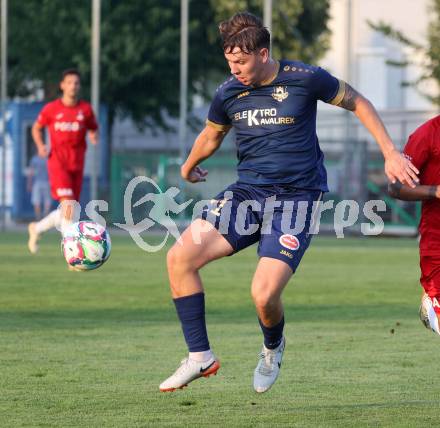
left=61, top=221, right=111, bottom=271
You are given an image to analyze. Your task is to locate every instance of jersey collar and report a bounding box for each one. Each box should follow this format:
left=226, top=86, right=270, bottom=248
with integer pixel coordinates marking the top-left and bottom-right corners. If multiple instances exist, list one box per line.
left=59, top=98, right=80, bottom=108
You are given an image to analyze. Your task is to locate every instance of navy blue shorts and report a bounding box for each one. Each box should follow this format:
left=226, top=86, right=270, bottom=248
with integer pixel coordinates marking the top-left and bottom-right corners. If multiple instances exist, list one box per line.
left=200, top=182, right=322, bottom=272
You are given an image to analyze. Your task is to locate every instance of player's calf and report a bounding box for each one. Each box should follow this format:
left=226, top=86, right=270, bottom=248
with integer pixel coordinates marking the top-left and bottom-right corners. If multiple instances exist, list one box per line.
left=27, top=222, right=40, bottom=254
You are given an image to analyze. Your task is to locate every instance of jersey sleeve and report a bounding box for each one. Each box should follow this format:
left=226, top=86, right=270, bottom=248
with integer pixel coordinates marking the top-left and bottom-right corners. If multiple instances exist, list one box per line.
left=36, top=104, right=52, bottom=127
left=206, top=89, right=232, bottom=131
left=86, top=106, right=98, bottom=130
left=403, top=122, right=433, bottom=171
left=309, top=67, right=345, bottom=105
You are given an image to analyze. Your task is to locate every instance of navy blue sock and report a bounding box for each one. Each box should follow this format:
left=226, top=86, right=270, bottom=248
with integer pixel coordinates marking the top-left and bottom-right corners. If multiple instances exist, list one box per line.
left=173, top=292, right=210, bottom=352
left=258, top=316, right=284, bottom=349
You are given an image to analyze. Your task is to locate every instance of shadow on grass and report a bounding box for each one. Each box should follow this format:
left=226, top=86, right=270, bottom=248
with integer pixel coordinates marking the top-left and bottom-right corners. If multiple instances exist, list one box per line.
left=0, top=303, right=415, bottom=331
left=287, top=399, right=438, bottom=413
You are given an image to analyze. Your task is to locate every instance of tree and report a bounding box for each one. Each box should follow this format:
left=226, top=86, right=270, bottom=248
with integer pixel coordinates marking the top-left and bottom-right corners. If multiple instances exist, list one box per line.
left=7, top=0, right=331, bottom=130
left=8, top=0, right=90, bottom=100
left=211, top=0, right=330, bottom=65
left=368, top=0, right=440, bottom=105
left=8, top=0, right=214, bottom=130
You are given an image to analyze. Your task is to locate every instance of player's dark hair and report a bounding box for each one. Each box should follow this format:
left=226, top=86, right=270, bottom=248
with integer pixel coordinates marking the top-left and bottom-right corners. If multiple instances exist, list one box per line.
left=219, top=12, right=270, bottom=54
left=61, top=68, right=81, bottom=81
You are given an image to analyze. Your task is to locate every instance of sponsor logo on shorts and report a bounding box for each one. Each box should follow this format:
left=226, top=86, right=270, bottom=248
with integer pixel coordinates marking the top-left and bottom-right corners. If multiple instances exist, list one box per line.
left=57, top=188, right=74, bottom=197
left=279, top=234, right=300, bottom=251
left=279, top=249, right=293, bottom=259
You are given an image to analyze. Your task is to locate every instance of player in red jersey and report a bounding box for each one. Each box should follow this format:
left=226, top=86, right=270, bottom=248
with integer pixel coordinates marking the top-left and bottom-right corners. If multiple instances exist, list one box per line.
left=389, top=115, right=440, bottom=335
left=28, top=69, right=98, bottom=254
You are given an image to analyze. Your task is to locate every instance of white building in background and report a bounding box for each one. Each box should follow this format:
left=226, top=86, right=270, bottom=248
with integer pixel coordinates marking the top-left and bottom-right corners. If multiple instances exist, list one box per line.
left=322, top=0, right=435, bottom=111
left=317, top=0, right=437, bottom=147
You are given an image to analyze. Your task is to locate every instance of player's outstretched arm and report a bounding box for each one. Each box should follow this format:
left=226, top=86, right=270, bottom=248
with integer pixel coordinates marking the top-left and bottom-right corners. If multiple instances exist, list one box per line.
left=336, top=83, right=419, bottom=188
left=388, top=182, right=440, bottom=201
left=31, top=122, right=48, bottom=158
left=181, top=125, right=229, bottom=183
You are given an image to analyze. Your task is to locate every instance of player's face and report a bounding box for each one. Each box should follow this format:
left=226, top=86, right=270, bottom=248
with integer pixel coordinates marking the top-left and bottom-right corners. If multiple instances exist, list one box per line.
left=60, top=74, right=81, bottom=99
left=224, top=47, right=269, bottom=86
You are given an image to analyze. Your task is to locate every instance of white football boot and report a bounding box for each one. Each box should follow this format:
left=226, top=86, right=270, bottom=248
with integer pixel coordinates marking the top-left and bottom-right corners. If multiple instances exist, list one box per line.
left=419, top=293, right=440, bottom=334
left=159, top=355, right=220, bottom=392
left=28, top=222, right=40, bottom=254
left=253, top=337, right=285, bottom=393
left=419, top=293, right=431, bottom=330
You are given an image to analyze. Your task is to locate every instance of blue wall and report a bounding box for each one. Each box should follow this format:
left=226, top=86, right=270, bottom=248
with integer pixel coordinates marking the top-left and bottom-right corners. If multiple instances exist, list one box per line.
left=9, top=101, right=108, bottom=220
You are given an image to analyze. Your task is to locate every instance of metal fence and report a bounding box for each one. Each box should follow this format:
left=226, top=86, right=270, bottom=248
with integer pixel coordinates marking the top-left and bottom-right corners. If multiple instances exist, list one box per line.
left=1, top=108, right=431, bottom=234
left=109, top=140, right=420, bottom=234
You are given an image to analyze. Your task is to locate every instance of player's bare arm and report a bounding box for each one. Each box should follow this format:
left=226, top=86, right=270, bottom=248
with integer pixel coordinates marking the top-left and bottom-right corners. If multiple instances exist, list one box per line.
left=31, top=121, right=48, bottom=158
left=88, top=129, right=99, bottom=145
left=388, top=181, right=440, bottom=201
left=336, top=83, right=419, bottom=188
left=181, top=124, right=229, bottom=183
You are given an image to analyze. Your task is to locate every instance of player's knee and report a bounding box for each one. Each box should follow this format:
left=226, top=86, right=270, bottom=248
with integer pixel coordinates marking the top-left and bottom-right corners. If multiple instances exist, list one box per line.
left=252, top=287, right=278, bottom=312
left=166, top=245, right=180, bottom=272
left=167, top=243, right=196, bottom=274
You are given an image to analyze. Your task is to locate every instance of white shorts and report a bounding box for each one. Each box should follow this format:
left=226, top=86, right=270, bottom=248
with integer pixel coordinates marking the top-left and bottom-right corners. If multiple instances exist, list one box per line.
left=31, top=181, right=52, bottom=206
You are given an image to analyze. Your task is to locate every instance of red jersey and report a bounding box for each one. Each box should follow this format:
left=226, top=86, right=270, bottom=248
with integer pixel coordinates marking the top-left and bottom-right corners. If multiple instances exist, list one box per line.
left=404, top=115, right=440, bottom=255
left=37, top=99, right=98, bottom=171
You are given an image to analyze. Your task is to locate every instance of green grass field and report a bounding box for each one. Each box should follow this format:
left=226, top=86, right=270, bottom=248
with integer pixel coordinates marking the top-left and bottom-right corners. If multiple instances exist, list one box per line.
left=1, top=232, right=438, bottom=427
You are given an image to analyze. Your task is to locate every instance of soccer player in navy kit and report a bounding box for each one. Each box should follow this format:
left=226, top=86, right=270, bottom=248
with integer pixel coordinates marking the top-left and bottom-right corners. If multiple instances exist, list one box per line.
left=159, top=12, right=419, bottom=393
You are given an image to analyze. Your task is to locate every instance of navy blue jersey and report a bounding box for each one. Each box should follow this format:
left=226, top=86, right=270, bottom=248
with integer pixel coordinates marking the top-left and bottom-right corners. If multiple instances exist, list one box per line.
left=207, top=60, right=345, bottom=191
